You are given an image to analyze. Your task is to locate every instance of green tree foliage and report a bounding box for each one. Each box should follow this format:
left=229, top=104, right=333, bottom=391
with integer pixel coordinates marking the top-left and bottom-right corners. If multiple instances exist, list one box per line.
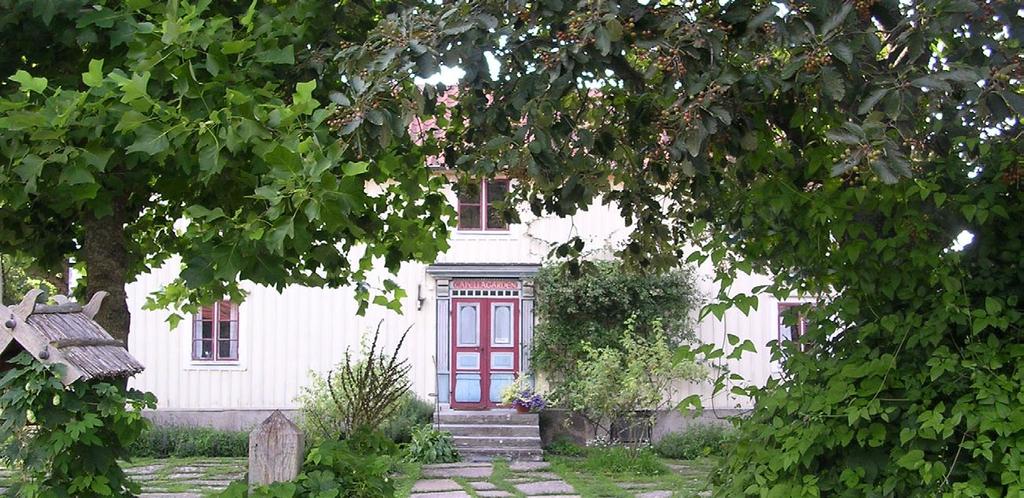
left=532, top=261, right=700, bottom=383
left=0, top=353, right=156, bottom=497
left=341, top=0, right=1023, bottom=494
left=0, top=0, right=454, bottom=341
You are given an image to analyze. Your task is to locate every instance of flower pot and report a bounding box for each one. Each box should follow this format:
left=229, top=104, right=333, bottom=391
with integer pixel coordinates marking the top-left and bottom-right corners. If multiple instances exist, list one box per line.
left=515, top=405, right=530, bottom=414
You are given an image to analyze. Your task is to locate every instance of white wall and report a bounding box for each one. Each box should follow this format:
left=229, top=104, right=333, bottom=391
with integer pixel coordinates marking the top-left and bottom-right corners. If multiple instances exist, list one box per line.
left=126, top=189, right=791, bottom=413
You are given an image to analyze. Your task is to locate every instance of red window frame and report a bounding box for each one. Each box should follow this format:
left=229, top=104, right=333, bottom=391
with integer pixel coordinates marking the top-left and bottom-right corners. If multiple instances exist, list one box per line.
left=778, top=303, right=809, bottom=351
left=192, top=301, right=239, bottom=361
left=457, top=179, right=510, bottom=231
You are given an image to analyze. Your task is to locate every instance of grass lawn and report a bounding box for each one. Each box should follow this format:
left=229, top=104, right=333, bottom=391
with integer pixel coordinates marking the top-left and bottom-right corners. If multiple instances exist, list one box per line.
left=546, top=454, right=717, bottom=498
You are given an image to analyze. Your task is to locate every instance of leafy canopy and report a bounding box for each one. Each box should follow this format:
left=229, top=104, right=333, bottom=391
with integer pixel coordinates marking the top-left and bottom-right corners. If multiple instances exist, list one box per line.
left=341, top=0, right=1023, bottom=495
left=0, top=0, right=454, bottom=323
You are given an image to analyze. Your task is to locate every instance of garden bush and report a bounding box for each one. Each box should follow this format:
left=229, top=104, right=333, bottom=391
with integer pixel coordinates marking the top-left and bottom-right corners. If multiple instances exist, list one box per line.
left=562, top=317, right=705, bottom=445
left=404, top=425, right=459, bottom=464
left=128, top=425, right=249, bottom=458
left=532, top=260, right=701, bottom=385
left=381, top=395, right=435, bottom=444
left=0, top=352, right=156, bottom=497
left=296, top=324, right=415, bottom=444
left=653, top=425, right=735, bottom=460
left=581, top=446, right=668, bottom=477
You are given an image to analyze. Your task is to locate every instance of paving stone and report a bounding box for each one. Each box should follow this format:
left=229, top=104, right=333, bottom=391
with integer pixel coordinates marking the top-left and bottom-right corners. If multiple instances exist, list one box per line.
left=470, top=481, right=498, bottom=491
left=126, top=465, right=164, bottom=474
left=509, top=461, right=551, bottom=472
left=635, top=491, right=673, bottom=498
left=421, top=465, right=493, bottom=479
left=477, top=491, right=513, bottom=497
left=514, top=480, right=576, bottom=495
left=412, top=479, right=464, bottom=493
left=165, top=473, right=203, bottom=479
left=409, top=492, right=473, bottom=498
left=520, top=471, right=560, bottom=480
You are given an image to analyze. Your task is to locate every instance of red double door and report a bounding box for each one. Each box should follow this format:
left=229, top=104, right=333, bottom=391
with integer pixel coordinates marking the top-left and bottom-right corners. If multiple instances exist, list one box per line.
left=450, top=297, right=520, bottom=410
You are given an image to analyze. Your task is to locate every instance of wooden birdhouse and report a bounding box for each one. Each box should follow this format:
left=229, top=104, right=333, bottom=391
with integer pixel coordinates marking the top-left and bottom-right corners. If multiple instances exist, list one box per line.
left=0, top=289, right=144, bottom=384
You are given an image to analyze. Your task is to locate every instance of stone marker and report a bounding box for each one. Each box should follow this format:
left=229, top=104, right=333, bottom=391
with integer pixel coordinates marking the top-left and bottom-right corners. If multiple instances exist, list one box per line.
left=249, top=411, right=304, bottom=488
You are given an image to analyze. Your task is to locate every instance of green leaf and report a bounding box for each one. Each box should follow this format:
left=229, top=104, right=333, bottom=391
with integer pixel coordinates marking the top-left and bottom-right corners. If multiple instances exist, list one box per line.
left=256, top=45, right=295, bottom=65
left=857, top=88, right=888, bottom=115
left=222, top=40, right=256, bottom=55
left=9, top=70, right=48, bottom=94
left=985, top=297, right=1002, bottom=315
left=125, top=126, right=170, bottom=156
left=82, top=59, right=105, bottom=88
left=821, top=2, right=852, bottom=35
left=910, top=75, right=952, bottom=92
left=240, top=0, right=258, bottom=28
left=821, top=67, right=845, bottom=101
left=265, top=145, right=302, bottom=172
left=897, top=449, right=924, bottom=469
left=343, top=161, right=370, bottom=176
left=604, top=19, right=623, bottom=41
left=58, top=165, right=95, bottom=185
left=14, top=154, right=45, bottom=190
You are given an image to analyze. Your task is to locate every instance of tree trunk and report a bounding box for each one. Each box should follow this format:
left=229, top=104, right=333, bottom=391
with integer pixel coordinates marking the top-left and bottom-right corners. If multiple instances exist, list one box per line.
left=81, top=201, right=131, bottom=347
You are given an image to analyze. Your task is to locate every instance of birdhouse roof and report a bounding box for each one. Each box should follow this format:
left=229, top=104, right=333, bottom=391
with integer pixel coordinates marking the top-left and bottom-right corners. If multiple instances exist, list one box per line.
left=1, top=289, right=144, bottom=384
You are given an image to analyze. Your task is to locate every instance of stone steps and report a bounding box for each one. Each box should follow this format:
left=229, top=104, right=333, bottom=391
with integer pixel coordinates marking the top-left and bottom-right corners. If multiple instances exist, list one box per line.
left=435, top=410, right=543, bottom=462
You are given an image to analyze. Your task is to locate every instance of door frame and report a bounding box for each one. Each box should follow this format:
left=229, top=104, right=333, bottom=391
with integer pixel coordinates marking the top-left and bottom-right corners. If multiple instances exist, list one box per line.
left=450, top=296, right=520, bottom=410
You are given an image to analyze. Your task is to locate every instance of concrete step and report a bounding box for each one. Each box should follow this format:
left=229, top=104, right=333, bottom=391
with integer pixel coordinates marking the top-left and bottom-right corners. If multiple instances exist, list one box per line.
left=434, top=411, right=538, bottom=426
left=439, top=423, right=540, bottom=438
left=459, top=446, right=544, bottom=462
left=452, top=435, right=542, bottom=448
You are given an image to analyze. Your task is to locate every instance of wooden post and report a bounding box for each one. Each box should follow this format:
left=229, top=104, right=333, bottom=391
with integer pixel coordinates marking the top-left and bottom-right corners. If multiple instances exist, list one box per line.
left=249, top=411, right=304, bottom=488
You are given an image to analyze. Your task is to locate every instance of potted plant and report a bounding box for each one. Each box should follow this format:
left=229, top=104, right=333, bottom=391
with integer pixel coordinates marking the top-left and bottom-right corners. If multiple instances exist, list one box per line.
left=500, top=377, right=547, bottom=413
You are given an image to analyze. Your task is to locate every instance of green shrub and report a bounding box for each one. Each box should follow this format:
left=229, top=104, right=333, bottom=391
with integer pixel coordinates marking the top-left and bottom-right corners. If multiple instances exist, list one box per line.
left=296, top=325, right=414, bottom=444
left=544, top=435, right=586, bottom=457
left=381, top=395, right=435, bottom=444
left=404, top=425, right=459, bottom=464
left=581, top=446, right=668, bottom=476
left=654, top=425, right=735, bottom=460
left=533, top=261, right=701, bottom=385
left=216, top=428, right=398, bottom=498
left=0, top=352, right=156, bottom=497
left=562, top=317, right=705, bottom=445
left=128, top=425, right=249, bottom=458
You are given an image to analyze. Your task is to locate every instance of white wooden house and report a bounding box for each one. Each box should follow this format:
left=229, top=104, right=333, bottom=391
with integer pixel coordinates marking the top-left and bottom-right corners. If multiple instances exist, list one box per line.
left=126, top=181, right=807, bottom=430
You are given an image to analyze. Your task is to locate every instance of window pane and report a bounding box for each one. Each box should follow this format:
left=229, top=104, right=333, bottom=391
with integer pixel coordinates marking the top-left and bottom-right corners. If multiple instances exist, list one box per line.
left=198, top=340, right=213, bottom=360
left=458, top=305, right=478, bottom=345
left=492, top=305, right=512, bottom=344
left=201, top=305, right=215, bottom=321
left=458, top=183, right=481, bottom=203
left=458, top=204, right=482, bottom=229
left=485, top=181, right=509, bottom=229
left=220, top=301, right=238, bottom=320
left=202, top=321, right=213, bottom=340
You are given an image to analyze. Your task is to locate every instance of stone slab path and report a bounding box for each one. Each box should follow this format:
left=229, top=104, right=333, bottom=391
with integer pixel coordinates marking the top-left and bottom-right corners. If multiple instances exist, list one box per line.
left=410, top=461, right=582, bottom=498
left=125, top=457, right=246, bottom=497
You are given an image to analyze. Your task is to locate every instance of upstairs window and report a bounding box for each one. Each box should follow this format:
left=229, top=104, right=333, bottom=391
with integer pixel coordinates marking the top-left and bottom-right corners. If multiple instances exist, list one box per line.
left=193, top=301, right=239, bottom=361
left=778, top=303, right=809, bottom=351
left=458, top=179, right=509, bottom=231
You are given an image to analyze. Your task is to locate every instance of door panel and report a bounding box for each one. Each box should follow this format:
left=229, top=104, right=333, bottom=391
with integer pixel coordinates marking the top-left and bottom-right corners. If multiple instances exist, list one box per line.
left=451, top=297, right=519, bottom=409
